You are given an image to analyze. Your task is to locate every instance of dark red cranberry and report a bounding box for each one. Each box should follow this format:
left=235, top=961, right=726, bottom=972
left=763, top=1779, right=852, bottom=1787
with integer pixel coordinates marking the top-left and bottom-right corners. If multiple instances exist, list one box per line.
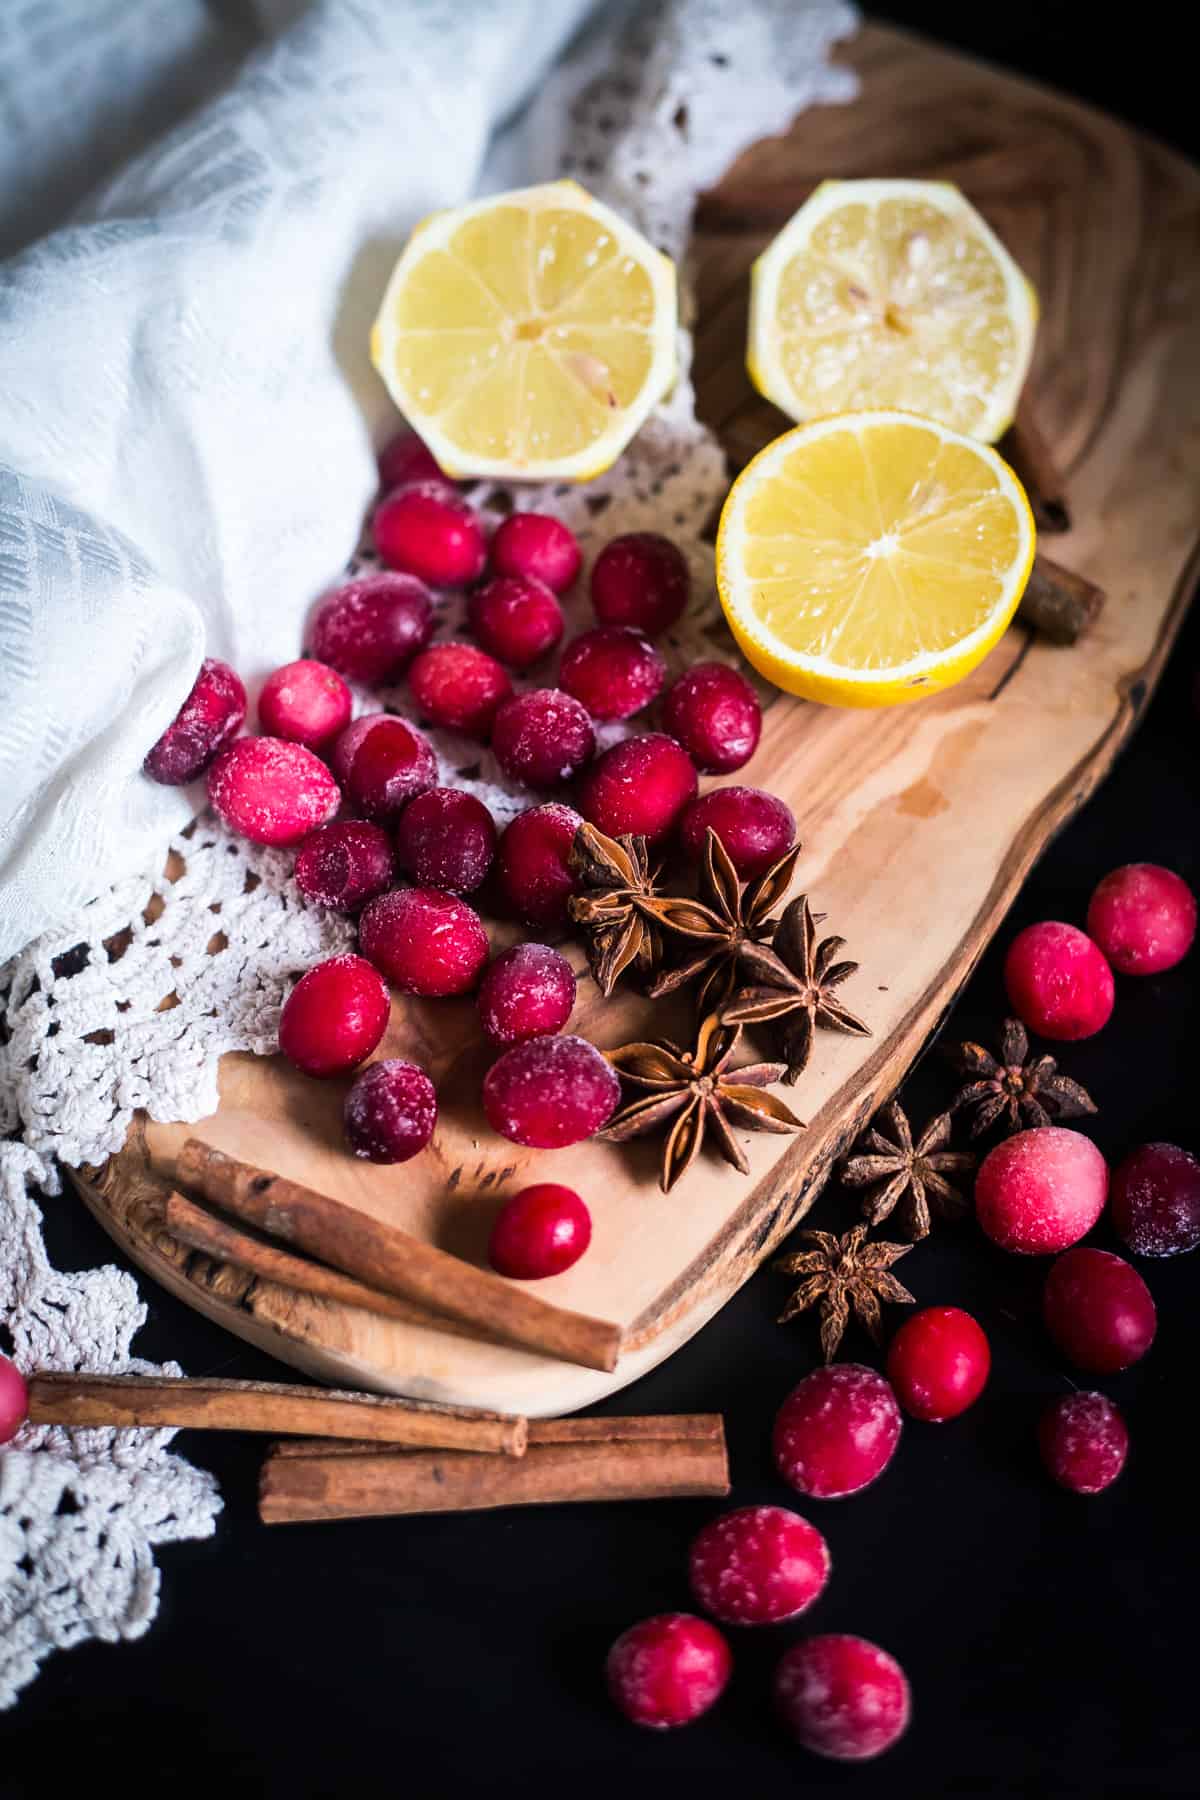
left=331, top=714, right=436, bottom=820
left=679, top=787, right=795, bottom=879
left=359, top=887, right=489, bottom=996
left=489, top=512, right=581, bottom=593
left=577, top=733, right=697, bottom=843
left=591, top=532, right=689, bottom=636
left=477, top=943, right=575, bottom=1046
left=1110, top=1141, right=1200, bottom=1256
left=377, top=430, right=448, bottom=493
left=775, top=1635, right=910, bottom=1761
left=374, top=482, right=487, bottom=586
left=278, top=953, right=391, bottom=1077
left=144, top=658, right=246, bottom=785
left=482, top=1035, right=620, bottom=1148
left=258, top=659, right=351, bottom=749
left=1039, top=1391, right=1129, bottom=1494
left=491, top=688, right=594, bottom=788
left=494, top=803, right=582, bottom=927
left=208, top=737, right=340, bottom=846
left=394, top=787, right=496, bottom=893
left=468, top=574, right=564, bottom=669
left=488, top=1183, right=591, bottom=1278
left=294, top=820, right=394, bottom=912
left=886, top=1306, right=991, bottom=1421
left=559, top=627, right=666, bottom=720
left=407, top=642, right=511, bottom=737
left=343, top=1058, right=437, bottom=1163
left=1042, top=1247, right=1157, bottom=1373
left=310, top=573, right=434, bottom=686
left=662, top=662, right=761, bottom=773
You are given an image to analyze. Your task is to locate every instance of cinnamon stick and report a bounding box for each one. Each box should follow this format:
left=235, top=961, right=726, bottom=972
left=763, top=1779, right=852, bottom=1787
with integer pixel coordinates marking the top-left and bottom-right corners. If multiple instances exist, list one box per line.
left=265, top=1413, right=726, bottom=1459
left=1002, top=396, right=1071, bottom=534
left=175, top=1140, right=622, bottom=1374
left=1021, top=553, right=1106, bottom=645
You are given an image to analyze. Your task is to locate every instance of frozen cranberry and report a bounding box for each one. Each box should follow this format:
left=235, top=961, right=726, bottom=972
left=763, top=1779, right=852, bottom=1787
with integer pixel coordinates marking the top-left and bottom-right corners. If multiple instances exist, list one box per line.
left=578, top=733, right=698, bottom=844
left=488, top=1182, right=591, bottom=1278
left=886, top=1306, right=991, bottom=1422
left=331, top=714, right=436, bottom=820
left=591, top=532, right=689, bottom=636
left=310, top=573, right=434, bottom=686
left=374, top=481, right=487, bottom=586
left=679, top=787, right=796, bottom=879
left=1110, top=1141, right=1200, bottom=1256
left=491, top=688, right=594, bottom=788
left=773, top=1364, right=902, bottom=1500
left=0, top=1352, right=29, bottom=1445
left=976, top=1126, right=1107, bottom=1255
left=688, top=1505, right=830, bottom=1626
left=606, top=1614, right=731, bottom=1730
left=294, top=820, right=394, bottom=912
left=477, top=943, right=575, bottom=1046
left=489, top=512, right=581, bottom=593
left=1004, top=921, right=1115, bottom=1041
left=377, top=429, right=448, bottom=493
left=343, top=1058, right=437, bottom=1163
left=394, top=787, right=496, bottom=893
left=258, top=659, right=351, bottom=749
left=1042, top=1247, right=1156, bottom=1373
left=278, top=952, right=391, bottom=1077
left=208, top=737, right=340, bottom=846
left=559, top=627, right=666, bottom=721
left=662, top=663, right=762, bottom=774
left=1039, top=1391, right=1129, bottom=1494
left=407, top=642, right=511, bottom=738
left=359, top=888, right=489, bottom=996
left=775, top=1635, right=911, bottom=1761
left=1086, top=862, right=1197, bottom=975
left=468, top=574, right=564, bottom=670
left=482, top=1034, right=620, bottom=1148
left=144, top=657, right=246, bottom=785
left=494, top=803, right=582, bottom=927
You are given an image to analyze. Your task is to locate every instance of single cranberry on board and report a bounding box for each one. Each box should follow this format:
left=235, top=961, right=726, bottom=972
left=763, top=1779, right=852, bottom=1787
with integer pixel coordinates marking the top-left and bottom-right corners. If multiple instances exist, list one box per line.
left=491, top=689, right=595, bottom=788
left=886, top=1306, right=991, bottom=1422
left=406, top=642, right=511, bottom=738
left=488, top=1183, right=591, bottom=1279
left=343, top=1058, right=437, bottom=1164
left=1109, top=1141, right=1200, bottom=1257
left=773, top=1363, right=902, bottom=1499
left=394, top=787, right=497, bottom=894
left=468, top=574, right=564, bottom=670
left=359, top=888, right=489, bottom=997
left=488, top=512, right=581, bottom=593
left=144, top=657, right=246, bottom=785
left=774, top=1634, right=911, bottom=1762
left=559, top=626, right=666, bottom=721
left=374, top=481, right=487, bottom=587
left=208, top=738, right=340, bottom=847
left=661, top=662, right=762, bottom=774
left=606, top=1614, right=731, bottom=1730
left=1003, top=920, right=1115, bottom=1040
left=482, top=1034, right=620, bottom=1148
left=331, top=714, right=436, bottom=821
left=1039, top=1391, right=1129, bottom=1494
left=578, top=733, right=698, bottom=844
left=494, top=802, right=583, bottom=928
left=310, top=572, right=434, bottom=686
left=591, top=532, right=690, bottom=636
left=294, top=820, right=394, bottom=913
left=1042, top=1247, right=1156, bottom=1373
left=0, top=1352, right=29, bottom=1445
left=1086, top=862, right=1197, bottom=975
left=258, top=659, right=351, bottom=750
left=278, top=953, right=391, bottom=1078
left=976, top=1127, right=1108, bottom=1254
left=477, top=943, right=575, bottom=1047
left=376, top=429, right=449, bottom=494
left=688, top=1505, right=830, bottom=1626
left=679, top=787, right=796, bottom=880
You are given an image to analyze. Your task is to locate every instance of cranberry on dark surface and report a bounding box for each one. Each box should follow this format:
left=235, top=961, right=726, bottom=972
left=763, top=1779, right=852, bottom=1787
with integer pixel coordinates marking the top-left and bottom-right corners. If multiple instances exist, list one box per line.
left=1109, top=1141, right=1200, bottom=1257
left=488, top=1183, right=591, bottom=1279
left=394, top=787, right=496, bottom=894
left=208, top=737, right=340, bottom=846
left=1042, top=1247, right=1157, bottom=1373
left=407, top=642, right=511, bottom=738
left=468, top=574, right=564, bottom=670
left=144, top=657, right=246, bottom=785
left=494, top=803, right=583, bottom=927
left=294, top=820, right=394, bottom=912
left=591, top=532, right=689, bottom=636
left=559, top=626, right=666, bottom=721
left=1039, top=1391, right=1129, bottom=1494
left=374, top=481, right=487, bottom=587
left=1004, top=921, right=1115, bottom=1040
left=679, top=786, right=796, bottom=879
left=491, top=688, right=594, bottom=788
left=578, top=733, right=697, bottom=843
left=277, top=953, right=391, bottom=1078
left=661, top=662, right=762, bottom=773
left=343, top=1058, right=437, bottom=1164
left=359, top=887, right=489, bottom=996
left=258, top=659, right=351, bottom=750
left=606, top=1615, right=731, bottom=1730
left=477, top=943, right=575, bottom=1046
left=773, top=1363, right=902, bottom=1499
left=1086, top=862, right=1196, bottom=974
left=886, top=1306, right=991, bottom=1421
left=976, top=1127, right=1108, bottom=1254
left=488, top=512, right=581, bottom=593
left=482, top=1034, right=620, bottom=1148
left=310, top=572, right=434, bottom=686
left=331, top=714, right=436, bottom=820
left=774, top=1635, right=911, bottom=1761
left=688, top=1505, right=830, bottom=1626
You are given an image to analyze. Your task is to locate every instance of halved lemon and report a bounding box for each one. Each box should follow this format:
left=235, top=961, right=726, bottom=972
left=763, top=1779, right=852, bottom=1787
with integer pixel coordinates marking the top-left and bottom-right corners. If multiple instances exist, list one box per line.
left=748, top=179, right=1037, bottom=444
left=716, top=411, right=1035, bottom=707
left=371, top=179, right=677, bottom=482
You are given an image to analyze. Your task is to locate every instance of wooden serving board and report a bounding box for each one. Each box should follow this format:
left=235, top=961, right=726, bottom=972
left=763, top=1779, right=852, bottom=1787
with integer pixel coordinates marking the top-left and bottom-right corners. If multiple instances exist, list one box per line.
left=75, top=24, right=1200, bottom=1416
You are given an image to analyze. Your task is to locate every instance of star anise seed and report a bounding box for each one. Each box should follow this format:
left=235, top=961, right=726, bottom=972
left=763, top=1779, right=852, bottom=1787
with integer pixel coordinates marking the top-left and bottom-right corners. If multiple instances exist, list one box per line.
left=840, top=1101, right=975, bottom=1241
left=948, top=1017, right=1098, bottom=1138
left=775, top=1222, right=915, bottom=1361
left=722, top=894, right=870, bottom=1084
left=646, top=828, right=801, bottom=1016
left=567, top=823, right=667, bottom=997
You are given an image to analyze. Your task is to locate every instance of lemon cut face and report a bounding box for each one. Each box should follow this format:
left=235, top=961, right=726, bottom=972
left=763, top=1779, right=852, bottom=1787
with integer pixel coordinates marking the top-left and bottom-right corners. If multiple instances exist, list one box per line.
left=371, top=180, right=677, bottom=481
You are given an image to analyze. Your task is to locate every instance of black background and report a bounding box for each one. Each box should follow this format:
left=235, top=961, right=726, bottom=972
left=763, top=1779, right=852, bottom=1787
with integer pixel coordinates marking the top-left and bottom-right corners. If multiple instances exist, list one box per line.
left=4, top=6, right=1199, bottom=1795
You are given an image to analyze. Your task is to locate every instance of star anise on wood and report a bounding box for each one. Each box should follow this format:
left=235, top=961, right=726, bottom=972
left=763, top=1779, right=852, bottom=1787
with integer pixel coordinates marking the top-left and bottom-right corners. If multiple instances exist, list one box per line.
left=646, top=829, right=801, bottom=1015
left=601, top=1012, right=803, bottom=1192
left=722, top=894, right=870, bottom=1084
left=567, top=824, right=667, bottom=997
left=947, top=1018, right=1098, bottom=1138
left=775, top=1223, right=915, bottom=1361
left=840, top=1101, right=976, bottom=1241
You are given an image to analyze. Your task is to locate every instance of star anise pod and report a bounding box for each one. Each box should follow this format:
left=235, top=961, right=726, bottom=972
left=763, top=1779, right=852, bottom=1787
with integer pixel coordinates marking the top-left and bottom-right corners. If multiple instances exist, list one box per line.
left=948, top=1017, right=1098, bottom=1138
left=646, top=828, right=801, bottom=1015
left=601, top=1011, right=803, bottom=1192
left=775, top=1223, right=915, bottom=1361
left=567, top=823, right=667, bottom=997
left=722, top=894, right=870, bottom=1084
left=840, top=1101, right=975, bottom=1241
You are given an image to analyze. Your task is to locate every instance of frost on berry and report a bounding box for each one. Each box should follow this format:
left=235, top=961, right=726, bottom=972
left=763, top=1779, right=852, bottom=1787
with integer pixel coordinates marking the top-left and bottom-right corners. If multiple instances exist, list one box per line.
left=1039, top=1391, right=1129, bottom=1494
left=494, top=803, right=583, bottom=927
left=482, top=1034, right=620, bottom=1148
left=774, top=1634, right=911, bottom=1761
left=310, top=572, right=434, bottom=686
left=477, top=943, right=575, bottom=1046
left=591, top=532, right=689, bottom=636
left=489, top=512, right=581, bottom=593
left=208, top=737, right=340, bottom=846
left=1086, top=862, right=1197, bottom=975
left=679, top=786, right=796, bottom=879
left=606, top=1614, right=731, bottom=1730
left=468, top=574, right=564, bottom=670
left=331, top=714, right=436, bottom=820
left=578, top=733, right=697, bottom=843
left=1109, top=1142, right=1200, bottom=1257
left=976, top=1126, right=1107, bottom=1255
left=688, top=1505, right=830, bottom=1625
left=662, top=662, right=762, bottom=773
left=559, top=627, right=666, bottom=721
left=144, top=657, right=246, bottom=785
left=491, top=688, right=594, bottom=788
left=407, top=642, right=511, bottom=738
left=343, top=1058, right=437, bottom=1164
left=359, top=888, right=489, bottom=996
left=394, top=787, right=497, bottom=894
left=772, top=1363, right=902, bottom=1499
left=1003, top=921, right=1114, bottom=1041
left=258, top=658, right=352, bottom=750
left=295, top=820, right=394, bottom=912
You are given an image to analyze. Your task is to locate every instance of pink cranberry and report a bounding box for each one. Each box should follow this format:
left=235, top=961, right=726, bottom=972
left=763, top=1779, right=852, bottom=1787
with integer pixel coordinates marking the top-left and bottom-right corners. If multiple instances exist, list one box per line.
left=1004, top=921, right=1115, bottom=1040
left=374, top=481, right=487, bottom=586
left=278, top=952, right=390, bottom=1077
left=578, top=733, right=698, bottom=844
left=494, top=803, right=582, bottom=927
left=491, top=689, right=594, bottom=788
left=488, top=1182, right=591, bottom=1279
left=1110, top=1142, right=1200, bottom=1256
left=258, top=659, right=351, bottom=750
left=343, top=1058, right=437, bottom=1163
left=478, top=942, right=575, bottom=1046
left=482, top=1034, right=620, bottom=1148
left=310, top=573, right=434, bottom=686
left=679, top=787, right=796, bottom=879
left=489, top=512, right=581, bottom=593
left=688, top=1505, right=830, bottom=1625
left=331, top=714, right=436, bottom=820
left=1086, top=862, right=1197, bottom=975
left=591, top=532, right=689, bottom=636
left=0, top=1352, right=29, bottom=1445
left=468, top=574, right=564, bottom=670
left=976, top=1126, right=1108, bottom=1254
left=886, top=1306, right=991, bottom=1422
left=208, top=737, right=340, bottom=846
left=359, top=887, right=489, bottom=996
left=775, top=1635, right=911, bottom=1762
left=1042, top=1247, right=1156, bottom=1373
left=662, top=663, right=762, bottom=773
left=144, top=657, right=246, bottom=785
left=773, top=1363, right=902, bottom=1500
left=1039, top=1391, right=1129, bottom=1494
left=407, top=642, right=511, bottom=738
left=294, top=820, right=394, bottom=912
left=377, top=430, right=448, bottom=493
left=606, top=1614, right=731, bottom=1730
left=394, top=787, right=496, bottom=893
left=559, top=627, right=666, bottom=721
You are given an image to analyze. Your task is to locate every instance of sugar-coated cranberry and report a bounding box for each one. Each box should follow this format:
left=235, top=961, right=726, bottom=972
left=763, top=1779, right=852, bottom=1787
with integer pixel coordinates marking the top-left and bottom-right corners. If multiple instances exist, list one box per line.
left=489, top=512, right=581, bottom=593
left=1042, top=1247, right=1156, bottom=1373
left=343, top=1058, right=437, bottom=1163
left=258, top=659, right=351, bottom=749
left=310, top=573, right=434, bottom=686
left=278, top=953, right=391, bottom=1077
left=688, top=1505, right=830, bottom=1625
left=468, top=574, right=564, bottom=670
left=144, top=657, right=246, bottom=785
left=294, top=820, right=394, bottom=912
left=407, top=642, right=511, bottom=738
left=374, top=481, right=487, bottom=586
left=1110, top=1141, right=1200, bottom=1257
left=774, top=1635, right=911, bottom=1762
left=208, top=737, right=340, bottom=846
left=976, top=1126, right=1107, bottom=1254
left=488, top=1182, right=591, bottom=1278
left=0, top=1352, right=29, bottom=1445
left=886, top=1306, right=991, bottom=1422
left=477, top=943, right=575, bottom=1046
left=494, top=803, right=582, bottom=927
left=377, top=429, right=448, bottom=493
left=491, top=688, right=594, bottom=788
left=591, top=532, right=689, bottom=636
left=331, top=714, right=436, bottom=820
left=662, top=663, right=762, bottom=773
left=773, top=1364, right=902, bottom=1500
left=482, top=1034, right=620, bottom=1148
left=578, top=733, right=698, bottom=844
left=559, top=627, right=666, bottom=721
left=1004, top=921, right=1115, bottom=1041
left=1086, top=862, right=1197, bottom=975
left=1039, top=1391, right=1129, bottom=1494
left=394, top=787, right=496, bottom=893
left=359, top=888, right=489, bottom=996
left=606, top=1614, right=731, bottom=1730
left=679, top=787, right=796, bottom=879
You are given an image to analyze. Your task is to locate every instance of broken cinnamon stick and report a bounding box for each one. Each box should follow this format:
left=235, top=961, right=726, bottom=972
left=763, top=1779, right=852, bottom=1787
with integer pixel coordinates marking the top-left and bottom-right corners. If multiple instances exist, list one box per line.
left=265, top=1413, right=726, bottom=1459
left=1002, top=396, right=1071, bottom=533
left=1021, top=553, right=1106, bottom=645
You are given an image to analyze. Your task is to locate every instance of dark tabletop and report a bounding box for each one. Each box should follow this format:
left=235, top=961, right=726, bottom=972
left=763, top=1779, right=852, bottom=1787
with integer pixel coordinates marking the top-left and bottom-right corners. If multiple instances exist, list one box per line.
left=4, top=7, right=1199, bottom=1794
